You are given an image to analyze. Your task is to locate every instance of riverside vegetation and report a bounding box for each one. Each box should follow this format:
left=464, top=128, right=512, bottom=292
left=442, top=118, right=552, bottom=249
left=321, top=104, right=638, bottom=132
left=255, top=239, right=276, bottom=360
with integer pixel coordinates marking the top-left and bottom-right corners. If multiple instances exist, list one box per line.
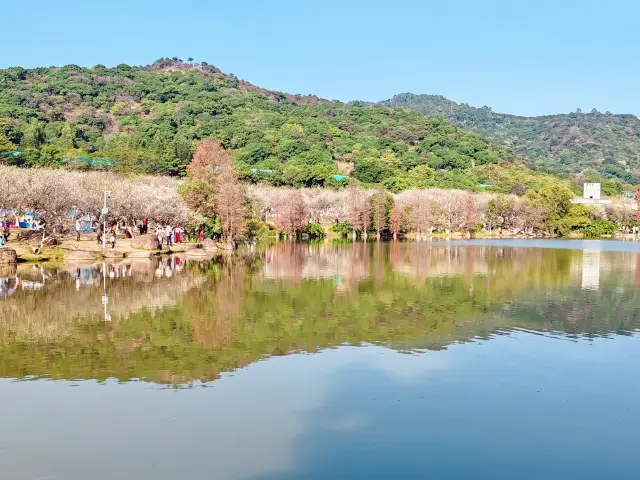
left=0, top=158, right=635, bottom=247
left=0, top=58, right=638, bottom=245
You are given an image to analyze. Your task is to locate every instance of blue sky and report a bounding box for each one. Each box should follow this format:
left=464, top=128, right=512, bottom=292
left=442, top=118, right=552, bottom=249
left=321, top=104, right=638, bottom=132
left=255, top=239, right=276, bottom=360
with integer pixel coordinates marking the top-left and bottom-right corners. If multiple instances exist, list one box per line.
left=4, top=0, right=637, bottom=116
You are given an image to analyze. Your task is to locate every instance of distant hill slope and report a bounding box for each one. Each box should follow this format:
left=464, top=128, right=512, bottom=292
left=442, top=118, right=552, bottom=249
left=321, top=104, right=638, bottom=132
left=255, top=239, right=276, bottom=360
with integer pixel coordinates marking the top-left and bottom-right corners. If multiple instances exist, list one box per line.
left=0, top=59, right=586, bottom=194
left=380, top=93, right=640, bottom=184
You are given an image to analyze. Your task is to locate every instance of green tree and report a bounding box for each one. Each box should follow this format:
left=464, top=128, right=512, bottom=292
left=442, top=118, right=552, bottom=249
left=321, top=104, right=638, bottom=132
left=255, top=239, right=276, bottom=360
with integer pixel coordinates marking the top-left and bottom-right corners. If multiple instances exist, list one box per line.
left=0, top=132, right=14, bottom=152
left=22, top=119, right=45, bottom=149
left=525, top=185, right=574, bottom=233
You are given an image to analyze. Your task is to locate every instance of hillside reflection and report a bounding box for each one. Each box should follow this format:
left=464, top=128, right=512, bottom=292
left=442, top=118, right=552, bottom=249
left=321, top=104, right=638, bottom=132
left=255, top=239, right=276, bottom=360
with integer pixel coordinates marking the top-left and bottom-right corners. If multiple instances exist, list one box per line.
left=0, top=243, right=639, bottom=384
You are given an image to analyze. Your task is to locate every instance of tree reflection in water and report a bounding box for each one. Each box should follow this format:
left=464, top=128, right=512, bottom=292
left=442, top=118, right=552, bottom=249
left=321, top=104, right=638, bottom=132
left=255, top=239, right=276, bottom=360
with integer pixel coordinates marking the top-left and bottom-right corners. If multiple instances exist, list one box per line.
left=0, top=243, right=639, bottom=384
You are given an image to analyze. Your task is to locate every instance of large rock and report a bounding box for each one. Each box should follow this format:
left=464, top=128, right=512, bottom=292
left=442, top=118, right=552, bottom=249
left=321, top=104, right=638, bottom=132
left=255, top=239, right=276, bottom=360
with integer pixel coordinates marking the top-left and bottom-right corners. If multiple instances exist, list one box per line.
left=64, top=250, right=96, bottom=261
left=201, top=239, right=218, bottom=251
left=168, top=243, right=187, bottom=252
left=0, top=248, right=17, bottom=264
left=131, top=234, right=161, bottom=250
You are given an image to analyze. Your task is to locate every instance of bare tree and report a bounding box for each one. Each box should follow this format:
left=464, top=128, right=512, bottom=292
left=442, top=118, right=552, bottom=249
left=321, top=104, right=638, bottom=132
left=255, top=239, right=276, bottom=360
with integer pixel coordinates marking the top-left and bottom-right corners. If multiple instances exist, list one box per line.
left=389, top=204, right=404, bottom=240
left=216, top=167, right=246, bottom=243
left=371, top=185, right=391, bottom=240
left=462, top=192, right=478, bottom=237
left=285, top=190, right=309, bottom=238
left=439, top=191, right=465, bottom=233
left=409, top=200, right=434, bottom=241
left=271, top=190, right=308, bottom=239
left=347, top=184, right=371, bottom=241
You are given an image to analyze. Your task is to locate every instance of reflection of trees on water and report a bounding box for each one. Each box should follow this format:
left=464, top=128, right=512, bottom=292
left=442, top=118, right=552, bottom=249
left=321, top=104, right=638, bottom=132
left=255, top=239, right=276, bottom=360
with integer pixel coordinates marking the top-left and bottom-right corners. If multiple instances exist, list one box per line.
left=187, top=258, right=246, bottom=349
left=0, top=256, right=202, bottom=342
left=0, top=245, right=639, bottom=384
left=262, top=243, right=372, bottom=291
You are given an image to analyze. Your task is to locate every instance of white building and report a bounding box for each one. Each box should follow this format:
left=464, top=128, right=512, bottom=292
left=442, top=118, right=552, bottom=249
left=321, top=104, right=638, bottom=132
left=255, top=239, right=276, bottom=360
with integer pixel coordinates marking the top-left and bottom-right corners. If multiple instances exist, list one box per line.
left=583, top=183, right=601, bottom=200
left=571, top=183, right=612, bottom=205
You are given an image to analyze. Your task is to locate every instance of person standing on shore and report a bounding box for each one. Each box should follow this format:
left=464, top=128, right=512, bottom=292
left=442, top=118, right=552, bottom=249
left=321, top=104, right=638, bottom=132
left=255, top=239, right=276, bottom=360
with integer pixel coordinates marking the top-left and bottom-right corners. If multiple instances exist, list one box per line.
left=165, top=225, right=173, bottom=248
left=75, top=218, right=81, bottom=242
left=109, top=232, right=116, bottom=250
left=198, top=229, right=205, bottom=243
left=1, top=221, right=9, bottom=244
left=156, top=226, right=164, bottom=249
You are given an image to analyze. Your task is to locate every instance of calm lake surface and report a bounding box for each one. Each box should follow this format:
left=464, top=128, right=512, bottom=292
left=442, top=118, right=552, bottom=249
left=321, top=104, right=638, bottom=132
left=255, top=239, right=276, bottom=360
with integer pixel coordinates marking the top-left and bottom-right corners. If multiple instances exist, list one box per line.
left=1, top=240, right=640, bottom=479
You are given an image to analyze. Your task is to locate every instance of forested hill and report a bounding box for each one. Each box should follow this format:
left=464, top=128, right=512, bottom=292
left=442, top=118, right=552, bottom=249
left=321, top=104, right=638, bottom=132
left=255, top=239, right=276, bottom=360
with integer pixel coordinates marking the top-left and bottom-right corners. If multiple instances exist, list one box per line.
left=0, top=58, right=570, bottom=194
left=380, top=93, right=640, bottom=184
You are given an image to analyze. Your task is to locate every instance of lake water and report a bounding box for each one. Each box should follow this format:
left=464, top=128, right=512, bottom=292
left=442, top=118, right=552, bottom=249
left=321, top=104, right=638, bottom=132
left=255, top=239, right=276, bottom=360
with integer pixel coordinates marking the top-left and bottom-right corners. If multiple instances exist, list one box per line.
left=1, top=240, right=640, bottom=479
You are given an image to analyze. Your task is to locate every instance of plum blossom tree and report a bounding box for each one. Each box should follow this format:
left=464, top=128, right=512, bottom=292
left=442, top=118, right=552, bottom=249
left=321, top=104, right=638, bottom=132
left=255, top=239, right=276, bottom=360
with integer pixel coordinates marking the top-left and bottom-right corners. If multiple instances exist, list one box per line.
left=0, top=166, right=188, bottom=245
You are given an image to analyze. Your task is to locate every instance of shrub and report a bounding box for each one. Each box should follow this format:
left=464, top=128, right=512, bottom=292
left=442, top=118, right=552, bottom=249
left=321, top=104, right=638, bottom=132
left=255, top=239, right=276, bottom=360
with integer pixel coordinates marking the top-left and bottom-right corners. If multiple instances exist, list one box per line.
left=582, top=220, right=618, bottom=237
left=305, top=223, right=325, bottom=239
left=330, top=221, right=353, bottom=238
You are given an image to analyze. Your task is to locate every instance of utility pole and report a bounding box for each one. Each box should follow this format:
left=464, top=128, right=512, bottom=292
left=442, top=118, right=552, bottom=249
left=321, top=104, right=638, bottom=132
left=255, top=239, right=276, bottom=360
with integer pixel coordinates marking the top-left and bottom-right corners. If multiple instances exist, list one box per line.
left=102, top=190, right=111, bottom=249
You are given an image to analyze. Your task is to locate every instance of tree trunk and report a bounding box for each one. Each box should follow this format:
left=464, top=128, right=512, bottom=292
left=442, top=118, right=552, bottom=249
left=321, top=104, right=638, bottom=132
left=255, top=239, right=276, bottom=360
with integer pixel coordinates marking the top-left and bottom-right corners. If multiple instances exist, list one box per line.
left=352, top=230, right=357, bottom=241
left=393, top=232, right=397, bottom=241
left=39, top=227, right=48, bottom=251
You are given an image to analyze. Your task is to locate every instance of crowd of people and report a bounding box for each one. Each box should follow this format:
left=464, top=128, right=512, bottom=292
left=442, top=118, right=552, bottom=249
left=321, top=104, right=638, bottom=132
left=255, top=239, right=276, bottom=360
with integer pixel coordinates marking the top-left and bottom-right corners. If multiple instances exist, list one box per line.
left=155, top=224, right=184, bottom=249
left=3, top=211, right=195, bottom=251
left=89, top=218, right=185, bottom=250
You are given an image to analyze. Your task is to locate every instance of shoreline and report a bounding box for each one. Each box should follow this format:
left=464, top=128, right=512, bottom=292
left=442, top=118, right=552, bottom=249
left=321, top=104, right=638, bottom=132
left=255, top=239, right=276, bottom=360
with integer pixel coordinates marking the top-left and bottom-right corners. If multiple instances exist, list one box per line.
left=2, top=231, right=639, bottom=266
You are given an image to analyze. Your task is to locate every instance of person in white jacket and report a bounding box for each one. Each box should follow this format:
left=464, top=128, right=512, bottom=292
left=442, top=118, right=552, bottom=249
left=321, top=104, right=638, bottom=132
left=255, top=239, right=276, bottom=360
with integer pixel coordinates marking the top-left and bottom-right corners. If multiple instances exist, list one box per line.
left=165, top=225, right=173, bottom=248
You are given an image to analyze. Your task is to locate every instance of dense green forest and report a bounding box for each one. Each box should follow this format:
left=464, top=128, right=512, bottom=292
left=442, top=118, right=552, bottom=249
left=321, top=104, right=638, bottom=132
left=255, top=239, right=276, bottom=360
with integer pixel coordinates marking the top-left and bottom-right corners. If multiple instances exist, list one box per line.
left=381, top=93, right=640, bottom=184
left=0, top=58, right=596, bottom=194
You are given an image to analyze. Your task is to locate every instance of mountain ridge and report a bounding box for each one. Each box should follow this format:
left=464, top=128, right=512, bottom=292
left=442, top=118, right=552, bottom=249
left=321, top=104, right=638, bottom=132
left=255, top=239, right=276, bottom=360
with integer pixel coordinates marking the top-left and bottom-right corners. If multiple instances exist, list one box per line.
left=0, top=58, right=627, bottom=195
left=380, top=92, right=640, bottom=183
left=0, top=58, right=551, bottom=195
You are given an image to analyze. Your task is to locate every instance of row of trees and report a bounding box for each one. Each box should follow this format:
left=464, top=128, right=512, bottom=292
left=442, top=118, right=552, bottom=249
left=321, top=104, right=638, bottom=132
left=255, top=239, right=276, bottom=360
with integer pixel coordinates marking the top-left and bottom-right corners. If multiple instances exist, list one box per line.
left=1, top=141, right=637, bottom=245
left=249, top=181, right=637, bottom=240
